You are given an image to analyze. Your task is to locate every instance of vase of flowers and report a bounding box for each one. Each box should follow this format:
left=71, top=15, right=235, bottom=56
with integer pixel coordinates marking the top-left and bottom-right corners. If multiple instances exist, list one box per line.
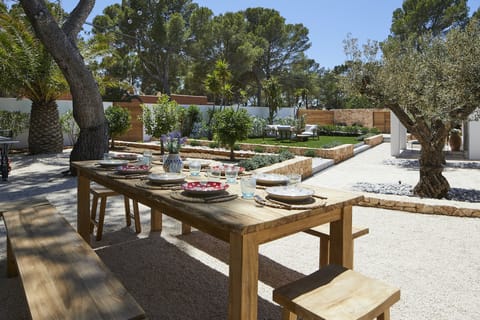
left=161, top=131, right=187, bottom=173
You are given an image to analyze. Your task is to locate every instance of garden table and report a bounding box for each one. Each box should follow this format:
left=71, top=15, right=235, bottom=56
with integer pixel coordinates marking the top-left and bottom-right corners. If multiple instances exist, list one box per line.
left=0, top=136, right=19, bottom=181
left=72, top=161, right=363, bottom=320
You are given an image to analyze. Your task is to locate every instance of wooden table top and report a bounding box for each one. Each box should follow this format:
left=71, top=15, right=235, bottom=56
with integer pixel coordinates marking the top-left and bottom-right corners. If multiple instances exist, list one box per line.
left=73, top=161, right=363, bottom=241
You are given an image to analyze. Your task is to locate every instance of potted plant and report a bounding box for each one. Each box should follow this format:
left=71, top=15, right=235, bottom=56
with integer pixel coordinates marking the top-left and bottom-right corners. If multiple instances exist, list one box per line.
left=449, top=128, right=462, bottom=151
left=161, top=131, right=187, bottom=173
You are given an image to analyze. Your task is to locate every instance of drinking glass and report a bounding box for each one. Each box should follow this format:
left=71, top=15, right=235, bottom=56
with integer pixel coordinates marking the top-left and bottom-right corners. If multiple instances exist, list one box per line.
left=287, top=173, right=301, bottom=187
left=240, top=176, right=256, bottom=199
left=143, top=150, right=152, bottom=166
left=189, top=160, right=201, bottom=176
left=103, top=153, right=112, bottom=160
left=225, top=165, right=239, bottom=184
left=208, top=166, right=222, bottom=181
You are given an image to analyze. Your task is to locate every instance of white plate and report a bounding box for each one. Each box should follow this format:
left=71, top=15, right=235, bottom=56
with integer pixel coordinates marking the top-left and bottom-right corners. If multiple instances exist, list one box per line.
left=253, top=173, right=289, bottom=186
left=183, top=159, right=211, bottom=168
left=97, top=159, right=129, bottom=167
left=265, top=186, right=314, bottom=202
left=182, top=181, right=229, bottom=196
left=116, top=164, right=151, bottom=174
left=148, top=173, right=186, bottom=184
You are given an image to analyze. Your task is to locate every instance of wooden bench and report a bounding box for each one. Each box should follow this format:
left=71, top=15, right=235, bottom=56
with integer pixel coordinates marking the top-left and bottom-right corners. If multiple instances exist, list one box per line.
left=305, top=224, right=369, bottom=268
left=2, top=201, right=146, bottom=320
left=273, top=264, right=400, bottom=320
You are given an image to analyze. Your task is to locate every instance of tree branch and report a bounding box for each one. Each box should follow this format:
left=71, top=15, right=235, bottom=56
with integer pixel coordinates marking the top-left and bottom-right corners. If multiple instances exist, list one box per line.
left=62, top=0, right=95, bottom=40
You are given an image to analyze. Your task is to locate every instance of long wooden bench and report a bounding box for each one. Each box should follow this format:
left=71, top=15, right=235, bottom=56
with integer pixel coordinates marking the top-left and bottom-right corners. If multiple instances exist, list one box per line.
left=2, top=201, right=146, bottom=320
left=305, top=224, right=369, bottom=268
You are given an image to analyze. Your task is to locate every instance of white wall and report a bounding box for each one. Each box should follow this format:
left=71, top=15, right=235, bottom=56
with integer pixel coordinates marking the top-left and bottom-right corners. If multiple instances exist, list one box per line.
left=0, top=98, right=296, bottom=148
left=467, top=121, right=480, bottom=160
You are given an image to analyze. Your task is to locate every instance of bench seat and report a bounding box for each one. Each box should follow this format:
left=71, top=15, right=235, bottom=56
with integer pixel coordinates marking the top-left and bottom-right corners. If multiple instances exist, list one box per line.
left=3, top=201, right=145, bottom=320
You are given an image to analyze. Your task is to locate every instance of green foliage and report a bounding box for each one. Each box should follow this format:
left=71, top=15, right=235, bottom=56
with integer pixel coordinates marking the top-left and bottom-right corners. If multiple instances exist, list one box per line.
left=105, top=105, right=131, bottom=147
left=263, top=77, right=282, bottom=123
left=212, top=107, right=253, bottom=159
left=208, top=141, right=219, bottom=148
left=179, top=105, right=201, bottom=137
left=189, top=139, right=201, bottom=147
left=250, top=116, right=268, bottom=138
left=238, top=149, right=295, bottom=171
left=253, top=146, right=265, bottom=153
left=0, top=110, right=29, bottom=138
left=304, top=149, right=316, bottom=157
left=321, top=141, right=343, bottom=149
left=233, top=144, right=241, bottom=151
left=141, top=95, right=182, bottom=138
left=59, top=110, right=79, bottom=145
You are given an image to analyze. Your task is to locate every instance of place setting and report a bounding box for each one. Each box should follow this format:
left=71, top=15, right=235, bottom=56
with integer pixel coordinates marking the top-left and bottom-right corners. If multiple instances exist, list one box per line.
left=170, top=181, right=238, bottom=203
left=107, top=163, right=152, bottom=179
left=136, top=172, right=186, bottom=190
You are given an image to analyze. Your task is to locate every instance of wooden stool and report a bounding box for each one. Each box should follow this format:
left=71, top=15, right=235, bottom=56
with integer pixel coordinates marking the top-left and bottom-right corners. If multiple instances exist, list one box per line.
left=90, top=186, right=141, bottom=241
left=305, top=224, right=369, bottom=268
left=273, top=264, right=400, bottom=320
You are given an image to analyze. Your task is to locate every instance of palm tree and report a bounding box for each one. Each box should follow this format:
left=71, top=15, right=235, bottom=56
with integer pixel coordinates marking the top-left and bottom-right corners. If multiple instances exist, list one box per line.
left=0, top=5, right=67, bottom=154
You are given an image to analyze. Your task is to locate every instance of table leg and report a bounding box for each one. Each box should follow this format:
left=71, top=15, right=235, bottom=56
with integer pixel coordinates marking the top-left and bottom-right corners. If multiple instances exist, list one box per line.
left=329, top=205, right=353, bottom=268
left=77, top=173, right=91, bottom=243
left=228, top=233, right=259, bottom=320
left=151, top=208, right=162, bottom=232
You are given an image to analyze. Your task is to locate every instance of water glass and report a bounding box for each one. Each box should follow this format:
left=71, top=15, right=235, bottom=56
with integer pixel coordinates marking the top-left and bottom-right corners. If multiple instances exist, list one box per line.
left=208, top=166, right=222, bottom=181
left=240, top=176, right=256, bottom=199
left=143, top=150, right=152, bottom=166
left=225, top=165, right=239, bottom=184
left=103, top=153, right=112, bottom=160
left=287, top=173, right=301, bottom=187
left=189, top=160, right=201, bottom=176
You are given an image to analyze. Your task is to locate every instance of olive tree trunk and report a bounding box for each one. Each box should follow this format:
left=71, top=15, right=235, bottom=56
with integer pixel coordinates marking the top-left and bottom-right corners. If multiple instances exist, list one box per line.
left=28, top=101, right=63, bottom=154
left=414, top=140, right=450, bottom=199
left=20, top=1, right=108, bottom=172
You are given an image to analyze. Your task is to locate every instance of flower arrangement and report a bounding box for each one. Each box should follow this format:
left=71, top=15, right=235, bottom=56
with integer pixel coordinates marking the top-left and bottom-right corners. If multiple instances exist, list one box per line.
left=161, top=131, right=187, bottom=153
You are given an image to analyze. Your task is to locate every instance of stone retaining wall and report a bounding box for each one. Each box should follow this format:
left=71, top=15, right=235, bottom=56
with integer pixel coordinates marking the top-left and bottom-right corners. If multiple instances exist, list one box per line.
left=360, top=194, right=480, bottom=218
left=254, top=156, right=313, bottom=179
left=364, top=134, right=384, bottom=146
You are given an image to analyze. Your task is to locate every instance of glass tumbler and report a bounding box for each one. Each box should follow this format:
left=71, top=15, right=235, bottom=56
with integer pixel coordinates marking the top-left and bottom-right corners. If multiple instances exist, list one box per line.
left=189, top=160, right=201, bottom=176
left=225, top=166, right=239, bottom=184
left=240, top=176, right=256, bottom=199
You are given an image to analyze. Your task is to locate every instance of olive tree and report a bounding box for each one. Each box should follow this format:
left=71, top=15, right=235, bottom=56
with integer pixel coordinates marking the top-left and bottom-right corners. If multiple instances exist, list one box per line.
left=344, top=20, right=480, bottom=199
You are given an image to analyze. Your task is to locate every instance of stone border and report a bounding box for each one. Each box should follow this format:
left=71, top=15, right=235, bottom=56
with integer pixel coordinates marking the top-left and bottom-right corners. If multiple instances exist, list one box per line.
left=359, top=193, right=480, bottom=218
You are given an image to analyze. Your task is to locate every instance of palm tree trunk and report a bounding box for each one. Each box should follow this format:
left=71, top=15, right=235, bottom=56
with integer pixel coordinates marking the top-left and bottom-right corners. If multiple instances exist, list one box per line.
left=28, top=101, right=63, bottom=154
left=413, top=141, right=450, bottom=199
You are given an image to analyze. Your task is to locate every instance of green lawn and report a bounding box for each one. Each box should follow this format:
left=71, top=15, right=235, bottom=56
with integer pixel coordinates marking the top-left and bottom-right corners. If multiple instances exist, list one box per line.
left=240, top=135, right=360, bottom=148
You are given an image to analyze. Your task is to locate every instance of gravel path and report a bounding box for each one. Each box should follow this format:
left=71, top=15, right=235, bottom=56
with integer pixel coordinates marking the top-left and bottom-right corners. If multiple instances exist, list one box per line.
left=1, top=144, right=480, bottom=319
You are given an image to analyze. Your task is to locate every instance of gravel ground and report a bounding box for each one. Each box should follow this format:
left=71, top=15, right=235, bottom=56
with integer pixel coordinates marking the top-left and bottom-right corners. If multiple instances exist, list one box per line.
left=1, top=144, right=480, bottom=319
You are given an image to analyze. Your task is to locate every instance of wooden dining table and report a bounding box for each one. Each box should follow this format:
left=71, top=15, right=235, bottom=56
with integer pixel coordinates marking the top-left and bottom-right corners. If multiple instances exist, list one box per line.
left=72, top=161, right=363, bottom=320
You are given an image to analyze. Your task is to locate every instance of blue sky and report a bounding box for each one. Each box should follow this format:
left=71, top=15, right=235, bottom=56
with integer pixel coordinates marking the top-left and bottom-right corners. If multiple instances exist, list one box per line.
left=63, top=0, right=480, bottom=69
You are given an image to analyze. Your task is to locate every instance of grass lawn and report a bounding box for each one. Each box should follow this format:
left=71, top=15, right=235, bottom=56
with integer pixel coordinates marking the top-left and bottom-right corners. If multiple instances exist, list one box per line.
left=240, top=135, right=360, bottom=148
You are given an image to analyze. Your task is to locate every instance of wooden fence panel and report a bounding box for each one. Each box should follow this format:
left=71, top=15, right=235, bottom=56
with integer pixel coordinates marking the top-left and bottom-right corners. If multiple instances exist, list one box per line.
left=298, top=110, right=334, bottom=125
left=373, top=111, right=391, bottom=133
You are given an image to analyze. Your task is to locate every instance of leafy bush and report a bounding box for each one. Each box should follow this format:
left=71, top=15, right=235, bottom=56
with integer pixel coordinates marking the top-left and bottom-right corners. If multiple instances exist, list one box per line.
left=369, top=127, right=381, bottom=134
left=212, top=107, right=252, bottom=160
left=208, top=141, right=219, bottom=148
left=253, top=146, right=265, bottom=153
left=233, top=144, right=241, bottom=151
left=321, top=141, right=344, bottom=149
left=105, top=105, right=131, bottom=148
left=59, top=110, right=79, bottom=145
left=250, top=116, right=267, bottom=137
left=304, top=149, right=316, bottom=157
left=238, top=150, right=295, bottom=171
left=0, top=110, right=29, bottom=137
left=189, top=140, right=201, bottom=147
left=179, top=105, right=201, bottom=138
